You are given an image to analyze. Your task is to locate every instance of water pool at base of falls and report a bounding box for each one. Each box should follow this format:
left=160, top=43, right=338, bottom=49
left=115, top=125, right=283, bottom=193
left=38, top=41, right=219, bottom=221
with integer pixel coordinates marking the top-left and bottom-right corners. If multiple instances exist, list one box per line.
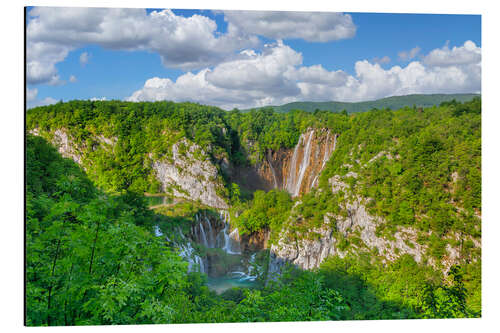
left=154, top=211, right=262, bottom=294
left=206, top=276, right=257, bottom=294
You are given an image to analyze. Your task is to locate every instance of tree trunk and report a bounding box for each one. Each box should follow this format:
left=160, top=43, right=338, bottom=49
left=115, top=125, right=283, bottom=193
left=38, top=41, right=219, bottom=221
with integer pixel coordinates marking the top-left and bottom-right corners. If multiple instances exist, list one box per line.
left=89, top=222, right=101, bottom=275
left=47, top=238, right=62, bottom=326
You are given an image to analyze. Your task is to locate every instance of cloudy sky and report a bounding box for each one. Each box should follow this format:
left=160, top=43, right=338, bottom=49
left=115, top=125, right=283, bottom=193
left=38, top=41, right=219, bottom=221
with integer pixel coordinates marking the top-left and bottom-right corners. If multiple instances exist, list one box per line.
left=26, top=7, right=481, bottom=109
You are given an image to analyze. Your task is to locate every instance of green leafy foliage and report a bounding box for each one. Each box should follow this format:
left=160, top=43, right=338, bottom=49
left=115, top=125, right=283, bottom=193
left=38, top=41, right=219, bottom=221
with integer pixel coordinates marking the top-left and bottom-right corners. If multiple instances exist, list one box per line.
left=26, top=134, right=195, bottom=325
left=234, top=189, right=293, bottom=239
left=27, top=100, right=233, bottom=194
left=318, top=254, right=476, bottom=319
left=319, top=98, right=481, bottom=238
left=231, top=268, right=349, bottom=322
left=26, top=96, right=481, bottom=325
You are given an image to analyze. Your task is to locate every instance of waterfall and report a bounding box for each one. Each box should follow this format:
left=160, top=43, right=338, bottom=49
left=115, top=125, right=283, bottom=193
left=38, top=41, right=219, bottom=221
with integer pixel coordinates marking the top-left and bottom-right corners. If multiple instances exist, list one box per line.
left=228, top=253, right=259, bottom=281
left=195, top=255, right=205, bottom=274
left=321, top=131, right=331, bottom=169
left=205, top=215, right=214, bottom=248
left=228, top=228, right=242, bottom=254
left=199, top=221, right=209, bottom=247
left=168, top=210, right=247, bottom=276
left=286, top=134, right=302, bottom=194
left=293, top=130, right=314, bottom=197
left=218, top=210, right=241, bottom=254
left=175, top=227, right=205, bottom=273
left=178, top=240, right=205, bottom=273
left=222, top=222, right=230, bottom=252
left=267, top=150, right=278, bottom=189
left=154, top=225, right=163, bottom=237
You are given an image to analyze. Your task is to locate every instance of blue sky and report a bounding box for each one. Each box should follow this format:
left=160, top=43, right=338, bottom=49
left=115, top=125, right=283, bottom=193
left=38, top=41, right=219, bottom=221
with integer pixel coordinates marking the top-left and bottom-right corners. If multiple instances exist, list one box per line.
left=26, top=8, right=481, bottom=109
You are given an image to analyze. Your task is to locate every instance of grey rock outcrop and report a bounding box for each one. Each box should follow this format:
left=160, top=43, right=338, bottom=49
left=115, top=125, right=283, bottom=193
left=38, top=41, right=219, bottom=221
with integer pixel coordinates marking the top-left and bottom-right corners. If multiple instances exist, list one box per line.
left=268, top=173, right=426, bottom=275
left=151, top=139, right=228, bottom=209
left=29, top=128, right=83, bottom=165
left=268, top=223, right=344, bottom=277
left=52, top=129, right=83, bottom=164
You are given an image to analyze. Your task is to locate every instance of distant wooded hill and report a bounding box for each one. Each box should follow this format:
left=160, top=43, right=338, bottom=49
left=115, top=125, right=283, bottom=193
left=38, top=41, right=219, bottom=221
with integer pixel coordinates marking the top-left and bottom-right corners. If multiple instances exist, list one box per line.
left=242, top=93, right=480, bottom=113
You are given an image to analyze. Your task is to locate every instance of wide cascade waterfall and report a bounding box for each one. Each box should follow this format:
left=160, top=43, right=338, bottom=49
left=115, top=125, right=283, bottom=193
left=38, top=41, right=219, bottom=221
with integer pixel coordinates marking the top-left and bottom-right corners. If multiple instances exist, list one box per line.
left=156, top=210, right=253, bottom=286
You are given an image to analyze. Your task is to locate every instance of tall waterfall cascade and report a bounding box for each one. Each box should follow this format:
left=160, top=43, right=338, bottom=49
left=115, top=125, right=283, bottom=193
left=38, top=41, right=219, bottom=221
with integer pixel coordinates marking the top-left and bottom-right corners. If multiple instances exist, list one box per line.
left=283, top=129, right=337, bottom=197
left=267, top=150, right=279, bottom=189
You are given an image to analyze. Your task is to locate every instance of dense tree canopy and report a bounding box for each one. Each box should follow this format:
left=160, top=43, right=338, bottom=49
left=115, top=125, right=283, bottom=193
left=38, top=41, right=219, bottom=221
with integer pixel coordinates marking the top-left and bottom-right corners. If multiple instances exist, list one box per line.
left=26, top=97, right=481, bottom=325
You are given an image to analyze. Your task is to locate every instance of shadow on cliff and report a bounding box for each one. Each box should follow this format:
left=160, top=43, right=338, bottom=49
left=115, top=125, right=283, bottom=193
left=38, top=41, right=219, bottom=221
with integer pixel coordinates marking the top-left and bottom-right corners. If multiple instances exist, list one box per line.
left=222, top=135, right=276, bottom=197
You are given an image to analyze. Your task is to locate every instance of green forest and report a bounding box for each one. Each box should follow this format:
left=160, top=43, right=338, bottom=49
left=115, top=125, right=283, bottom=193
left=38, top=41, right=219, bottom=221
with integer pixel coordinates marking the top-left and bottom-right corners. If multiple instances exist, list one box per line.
left=242, top=93, right=480, bottom=114
left=26, top=97, right=481, bottom=325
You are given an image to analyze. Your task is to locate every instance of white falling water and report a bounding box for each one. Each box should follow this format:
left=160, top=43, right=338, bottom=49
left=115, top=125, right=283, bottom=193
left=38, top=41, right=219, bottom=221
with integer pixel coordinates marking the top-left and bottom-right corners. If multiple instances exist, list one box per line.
left=292, top=130, right=315, bottom=197
left=286, top=134, right=302, bottom=194
left=178, top=239, right=205, bottom=273
left=267, top=151, right=278, bottom=189
left=205, top=215, right=214, bottom=248
left=154, top=225, right=163, bottom=237
left=176, top=226, right=205, bottom=273
left=321, top=131, right=332, bottom=169
left=218, top=210, right=241, bottom=255
left=199, top=221, right=209, bottom=247
left=229, top=253, right=259, bottom=281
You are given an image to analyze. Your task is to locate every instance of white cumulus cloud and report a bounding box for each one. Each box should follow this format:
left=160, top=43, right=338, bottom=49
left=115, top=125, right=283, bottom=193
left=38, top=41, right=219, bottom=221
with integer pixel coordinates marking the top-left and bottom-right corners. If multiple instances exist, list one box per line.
left=26, top=7, right=259, bottom=84
left=222, top=11, right=356, bottom=42
left=127, top=40, right=480, bottom=110
left=423, top=40, right=481, bottom=67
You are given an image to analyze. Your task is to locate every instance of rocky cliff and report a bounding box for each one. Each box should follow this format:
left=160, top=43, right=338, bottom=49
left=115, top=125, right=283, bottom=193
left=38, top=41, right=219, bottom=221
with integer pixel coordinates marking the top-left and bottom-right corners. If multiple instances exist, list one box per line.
left=151, top=139, right=228, bottom=209
left=30, top=127, right=229, bottom=209
left=268, top=167, right=473, bottom=276
left=30, top=128, right=85, bottom=165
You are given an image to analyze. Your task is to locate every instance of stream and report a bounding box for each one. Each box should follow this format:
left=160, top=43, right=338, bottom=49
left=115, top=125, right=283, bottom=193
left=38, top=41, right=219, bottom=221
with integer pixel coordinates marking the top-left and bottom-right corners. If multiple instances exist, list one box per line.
left=206, top=276, right=256, bottom=294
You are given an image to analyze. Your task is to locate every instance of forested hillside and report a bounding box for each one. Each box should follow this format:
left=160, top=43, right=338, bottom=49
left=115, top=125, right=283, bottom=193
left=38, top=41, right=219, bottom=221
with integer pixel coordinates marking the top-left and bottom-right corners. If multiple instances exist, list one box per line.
left=26, top=97, right=481, bottom=325
left=243, top=93, right=480, bottom=114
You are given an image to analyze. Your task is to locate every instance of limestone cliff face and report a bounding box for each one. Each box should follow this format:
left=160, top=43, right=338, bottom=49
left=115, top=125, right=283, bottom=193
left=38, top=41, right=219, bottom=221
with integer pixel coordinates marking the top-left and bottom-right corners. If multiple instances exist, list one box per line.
left=52, top=129, right=83, bottom=164
left=30, top=128, right=84, bottom=165
left=29, top=128, right=118, bottom=167
left=268, top=173, right=427, bottom=275
left=151, top=139, right=228, bottom=209
left=30, top=127, right=229, bottom=209
left=268, top=168, right=476, bottom=276
left=240, top=229, right=270, bottom=253
left=268, top=222, right=341, bottom=277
